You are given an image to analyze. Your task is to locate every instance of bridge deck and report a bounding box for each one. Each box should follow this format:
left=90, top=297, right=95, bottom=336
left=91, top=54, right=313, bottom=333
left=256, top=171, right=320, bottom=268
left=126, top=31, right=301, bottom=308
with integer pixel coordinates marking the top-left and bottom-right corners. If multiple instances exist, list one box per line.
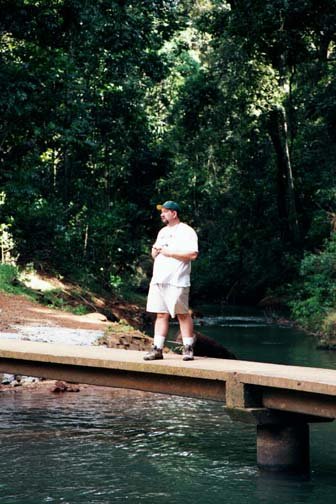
left=0, top=338, right=335, bottom=397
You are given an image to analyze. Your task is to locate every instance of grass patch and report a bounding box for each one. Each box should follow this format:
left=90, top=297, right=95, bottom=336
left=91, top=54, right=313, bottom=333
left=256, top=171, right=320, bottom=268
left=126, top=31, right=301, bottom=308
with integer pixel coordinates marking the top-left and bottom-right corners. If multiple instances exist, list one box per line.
left=0, top=264, right=36, bottom=299
left=0, top=264, right=90, bottom=315
left=35, top=288, right=91, bottom=314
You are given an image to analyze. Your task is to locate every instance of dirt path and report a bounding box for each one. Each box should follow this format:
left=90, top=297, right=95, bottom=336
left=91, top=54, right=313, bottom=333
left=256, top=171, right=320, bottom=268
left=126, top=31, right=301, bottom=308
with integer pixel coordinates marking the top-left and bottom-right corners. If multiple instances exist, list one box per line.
left=0, top=292, right=111, bottom=333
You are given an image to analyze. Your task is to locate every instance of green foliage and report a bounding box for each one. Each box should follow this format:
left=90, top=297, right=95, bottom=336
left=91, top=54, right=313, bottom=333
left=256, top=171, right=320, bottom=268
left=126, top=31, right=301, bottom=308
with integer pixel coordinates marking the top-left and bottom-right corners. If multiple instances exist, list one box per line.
left=155, top=0, right=336, bottom=301
left=36, top=288, right=90, bottom=314
left=1, top=0, right=336, bottom=308
left=320, top=312, right=336, bottom=347
left=0, top=263, right=38, bottom=298
left=0, top=264, right=19, bottom=293
left=109, top=274, right=123, bottom=292
left=0, top=0, right=177, bottom=287
left=290, top=234, right=336, bottom=332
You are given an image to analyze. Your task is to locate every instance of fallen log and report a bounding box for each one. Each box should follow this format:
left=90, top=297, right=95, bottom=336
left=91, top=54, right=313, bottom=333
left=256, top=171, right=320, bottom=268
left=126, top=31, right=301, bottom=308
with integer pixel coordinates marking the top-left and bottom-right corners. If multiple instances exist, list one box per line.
left=175, top=330, right=237, bottom=359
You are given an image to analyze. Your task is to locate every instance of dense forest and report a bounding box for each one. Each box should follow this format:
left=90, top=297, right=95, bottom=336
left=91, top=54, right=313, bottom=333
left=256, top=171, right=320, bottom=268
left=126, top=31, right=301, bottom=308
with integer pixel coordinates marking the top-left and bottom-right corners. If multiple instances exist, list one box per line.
left=1, top=1, right=336, bottom=333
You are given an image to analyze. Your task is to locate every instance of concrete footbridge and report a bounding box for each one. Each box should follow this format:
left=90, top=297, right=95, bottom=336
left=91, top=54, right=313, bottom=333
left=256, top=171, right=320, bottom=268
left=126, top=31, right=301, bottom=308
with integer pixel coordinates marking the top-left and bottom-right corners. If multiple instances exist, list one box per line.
left=1, top=338, right=335, bottom=475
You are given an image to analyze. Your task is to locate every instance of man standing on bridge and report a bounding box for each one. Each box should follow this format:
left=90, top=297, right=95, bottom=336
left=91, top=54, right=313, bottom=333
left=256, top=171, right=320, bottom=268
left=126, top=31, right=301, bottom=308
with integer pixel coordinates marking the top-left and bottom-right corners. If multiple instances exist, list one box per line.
left=144, top=200, right=199, bottom=362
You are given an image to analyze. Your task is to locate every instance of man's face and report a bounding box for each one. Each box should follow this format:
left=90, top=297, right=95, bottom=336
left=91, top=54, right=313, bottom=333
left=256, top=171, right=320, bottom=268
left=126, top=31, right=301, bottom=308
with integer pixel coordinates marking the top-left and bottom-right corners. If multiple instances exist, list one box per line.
left=160, top=207, right=177, bottom=224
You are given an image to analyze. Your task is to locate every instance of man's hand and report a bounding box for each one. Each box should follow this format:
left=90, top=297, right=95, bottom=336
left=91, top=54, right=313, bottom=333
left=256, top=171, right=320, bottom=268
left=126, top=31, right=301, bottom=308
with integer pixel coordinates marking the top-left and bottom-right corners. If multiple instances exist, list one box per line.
left=151, top=246, right=161, bottom=259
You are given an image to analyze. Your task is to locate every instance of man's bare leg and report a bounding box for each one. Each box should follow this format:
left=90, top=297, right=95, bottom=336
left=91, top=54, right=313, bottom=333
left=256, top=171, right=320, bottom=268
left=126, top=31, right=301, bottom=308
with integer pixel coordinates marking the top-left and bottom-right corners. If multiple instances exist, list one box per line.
left=154, top=313, right=170, bottom=343
left=177, top=313, right=194, bottom=339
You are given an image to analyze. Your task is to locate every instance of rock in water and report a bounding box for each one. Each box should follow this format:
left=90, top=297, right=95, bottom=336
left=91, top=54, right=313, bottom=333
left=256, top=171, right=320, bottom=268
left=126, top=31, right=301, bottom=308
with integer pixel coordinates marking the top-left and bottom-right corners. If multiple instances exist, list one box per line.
left=51, top=381, right=80, bottom=393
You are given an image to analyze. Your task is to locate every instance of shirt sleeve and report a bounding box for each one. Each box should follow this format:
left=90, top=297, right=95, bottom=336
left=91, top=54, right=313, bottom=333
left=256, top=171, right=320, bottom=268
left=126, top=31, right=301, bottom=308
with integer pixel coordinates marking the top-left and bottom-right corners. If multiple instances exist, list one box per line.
left=177, top=225, right=198, bottom=253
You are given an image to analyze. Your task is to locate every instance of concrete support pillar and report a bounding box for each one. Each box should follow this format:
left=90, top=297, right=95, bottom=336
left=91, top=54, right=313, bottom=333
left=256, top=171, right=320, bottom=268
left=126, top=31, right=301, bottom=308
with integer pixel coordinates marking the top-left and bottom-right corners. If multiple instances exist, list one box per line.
left=257, top=423, right=310, bottom=474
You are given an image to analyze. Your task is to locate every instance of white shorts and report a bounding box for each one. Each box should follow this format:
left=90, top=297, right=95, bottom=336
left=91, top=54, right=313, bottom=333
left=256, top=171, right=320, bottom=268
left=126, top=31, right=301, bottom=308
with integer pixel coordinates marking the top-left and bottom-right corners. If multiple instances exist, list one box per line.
left=146, top=283, right=190, bottom=318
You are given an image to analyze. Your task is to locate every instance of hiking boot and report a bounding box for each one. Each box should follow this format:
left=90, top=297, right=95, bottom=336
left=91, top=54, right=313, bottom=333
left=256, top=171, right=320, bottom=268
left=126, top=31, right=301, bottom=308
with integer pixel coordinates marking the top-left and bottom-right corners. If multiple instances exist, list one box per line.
left=182, top=344, right=194, bottom=361
left=144, top=345, right=163, bottom=361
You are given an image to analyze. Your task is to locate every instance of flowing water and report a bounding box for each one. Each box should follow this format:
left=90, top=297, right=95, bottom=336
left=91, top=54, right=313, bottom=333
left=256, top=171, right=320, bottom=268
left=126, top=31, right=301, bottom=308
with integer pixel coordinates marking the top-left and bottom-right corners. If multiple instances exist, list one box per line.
left=0, top=307, right=336, bottom=504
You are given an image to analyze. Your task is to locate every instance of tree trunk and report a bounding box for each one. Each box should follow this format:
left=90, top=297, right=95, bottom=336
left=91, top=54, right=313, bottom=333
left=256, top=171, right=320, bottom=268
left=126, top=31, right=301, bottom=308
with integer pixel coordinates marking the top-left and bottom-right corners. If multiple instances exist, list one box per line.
left=267, top=106, right=300, bottom=245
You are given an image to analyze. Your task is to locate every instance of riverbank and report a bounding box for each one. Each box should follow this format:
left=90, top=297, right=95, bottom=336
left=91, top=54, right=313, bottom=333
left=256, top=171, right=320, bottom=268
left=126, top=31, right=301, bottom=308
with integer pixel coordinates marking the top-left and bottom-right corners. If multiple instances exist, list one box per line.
left=0, top=269, right=157, bottom=389
left=258, top=294, right=336, bottom=351
left=312, top=312, right=336, bottom=350
left=0, top=291, right=154, bottom=389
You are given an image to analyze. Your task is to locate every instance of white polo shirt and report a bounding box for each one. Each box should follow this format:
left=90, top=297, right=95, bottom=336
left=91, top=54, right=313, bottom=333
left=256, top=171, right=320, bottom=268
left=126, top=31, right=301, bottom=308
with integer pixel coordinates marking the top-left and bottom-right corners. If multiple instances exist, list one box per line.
left=150, top=222, right=198, bottom=287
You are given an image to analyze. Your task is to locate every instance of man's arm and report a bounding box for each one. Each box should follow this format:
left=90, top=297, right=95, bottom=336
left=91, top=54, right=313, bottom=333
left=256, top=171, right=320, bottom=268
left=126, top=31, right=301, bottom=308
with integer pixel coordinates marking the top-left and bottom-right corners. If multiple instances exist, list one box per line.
left=159, top=249, right=198, bottom=261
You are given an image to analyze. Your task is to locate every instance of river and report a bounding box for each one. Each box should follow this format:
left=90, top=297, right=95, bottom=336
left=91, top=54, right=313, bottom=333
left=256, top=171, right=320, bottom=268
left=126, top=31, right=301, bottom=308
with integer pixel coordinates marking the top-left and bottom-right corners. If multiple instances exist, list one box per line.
left=0, top=306, right=336, bottom=504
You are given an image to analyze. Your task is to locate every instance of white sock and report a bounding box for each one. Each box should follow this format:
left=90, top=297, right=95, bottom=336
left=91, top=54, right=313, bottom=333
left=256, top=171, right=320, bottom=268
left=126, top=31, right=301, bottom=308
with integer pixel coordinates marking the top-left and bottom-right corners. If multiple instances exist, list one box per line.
left=153, top=335, right=166, bottom=349
left=182, top=336, right=194, bottom=347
